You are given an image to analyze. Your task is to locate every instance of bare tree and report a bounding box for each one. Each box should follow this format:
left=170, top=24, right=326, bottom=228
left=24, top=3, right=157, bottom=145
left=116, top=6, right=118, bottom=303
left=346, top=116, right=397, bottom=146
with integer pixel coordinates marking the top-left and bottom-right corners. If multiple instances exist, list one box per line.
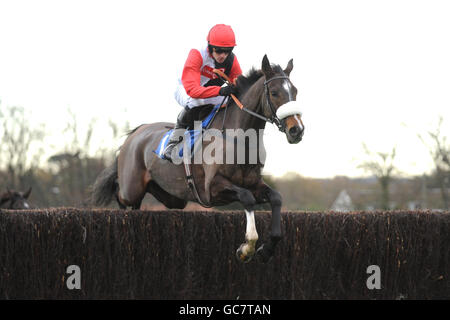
left=358, top=143, right=397, bottom=210
left=0, top=103, right=46, bottom=189
left=418, top=116, right=450, bottom=209
left=47, top=107, right=130, bottom=206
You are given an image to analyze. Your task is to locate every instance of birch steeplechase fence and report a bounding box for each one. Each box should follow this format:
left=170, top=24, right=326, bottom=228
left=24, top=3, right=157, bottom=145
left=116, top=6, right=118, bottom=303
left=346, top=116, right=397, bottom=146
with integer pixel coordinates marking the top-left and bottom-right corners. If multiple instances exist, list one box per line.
left=0, top=208, right=448, bottom=299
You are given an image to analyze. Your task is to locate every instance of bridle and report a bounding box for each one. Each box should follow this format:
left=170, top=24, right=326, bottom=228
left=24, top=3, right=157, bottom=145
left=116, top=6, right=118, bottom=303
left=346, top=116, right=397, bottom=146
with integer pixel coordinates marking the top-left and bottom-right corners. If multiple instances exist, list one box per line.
left=186, top=69, right=302, bottom=208
left=263, top=75, right=292, bottom=132
left=212, top=69, right=296, bottom=132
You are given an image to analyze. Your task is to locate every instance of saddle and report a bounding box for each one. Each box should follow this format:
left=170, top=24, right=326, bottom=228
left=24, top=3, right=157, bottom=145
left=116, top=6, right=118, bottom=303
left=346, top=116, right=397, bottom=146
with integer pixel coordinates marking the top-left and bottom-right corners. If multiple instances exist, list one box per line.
left=154, top=104, right=221, bottom=160
left=153, top=103, right=225, bottom=207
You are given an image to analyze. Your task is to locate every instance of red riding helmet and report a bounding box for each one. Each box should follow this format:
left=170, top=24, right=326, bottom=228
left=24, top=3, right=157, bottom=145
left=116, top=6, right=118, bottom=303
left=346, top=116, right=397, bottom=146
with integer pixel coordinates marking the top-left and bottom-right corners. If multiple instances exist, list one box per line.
left=207, top=24, right=237, bottom=48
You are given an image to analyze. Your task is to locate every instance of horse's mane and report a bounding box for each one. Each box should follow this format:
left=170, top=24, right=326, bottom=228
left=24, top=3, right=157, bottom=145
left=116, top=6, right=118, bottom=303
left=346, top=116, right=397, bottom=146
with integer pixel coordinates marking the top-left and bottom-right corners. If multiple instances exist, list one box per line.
left=0, top=191, right=13, bottom=206
left=0, top=193, right=8, bottom=205
left=0, top=190, right=15, bottom=199
left=235, top=64, right=284, bottom=93
left=235, top=68, right=263, bottom=92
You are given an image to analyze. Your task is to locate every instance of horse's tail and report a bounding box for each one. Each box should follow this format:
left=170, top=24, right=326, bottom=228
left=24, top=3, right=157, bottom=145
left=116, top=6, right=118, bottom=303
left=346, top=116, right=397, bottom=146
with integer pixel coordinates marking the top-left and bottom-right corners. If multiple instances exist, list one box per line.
left=91, top=158, right=119, bottom=206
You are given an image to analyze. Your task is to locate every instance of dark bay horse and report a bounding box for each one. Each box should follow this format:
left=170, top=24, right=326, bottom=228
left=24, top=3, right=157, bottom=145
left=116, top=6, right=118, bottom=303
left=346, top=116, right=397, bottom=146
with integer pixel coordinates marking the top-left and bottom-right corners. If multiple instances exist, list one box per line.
left=92, top=55, right=304, bottom=262
left=0, top=187, right=32, bottom=209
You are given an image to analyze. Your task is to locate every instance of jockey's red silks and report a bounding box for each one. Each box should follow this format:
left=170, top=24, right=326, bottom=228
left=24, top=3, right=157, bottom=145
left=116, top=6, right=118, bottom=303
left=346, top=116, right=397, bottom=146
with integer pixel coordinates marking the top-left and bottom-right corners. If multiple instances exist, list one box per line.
left=175, top=46, right=242, bottom=109
left=213, top=68, right=244, bottom=110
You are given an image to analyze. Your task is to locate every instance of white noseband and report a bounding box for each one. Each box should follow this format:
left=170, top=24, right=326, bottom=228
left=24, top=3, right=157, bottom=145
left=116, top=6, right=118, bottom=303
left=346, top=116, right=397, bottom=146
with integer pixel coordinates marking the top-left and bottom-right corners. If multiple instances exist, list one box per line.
left=276, top=101, right=303, bottom=120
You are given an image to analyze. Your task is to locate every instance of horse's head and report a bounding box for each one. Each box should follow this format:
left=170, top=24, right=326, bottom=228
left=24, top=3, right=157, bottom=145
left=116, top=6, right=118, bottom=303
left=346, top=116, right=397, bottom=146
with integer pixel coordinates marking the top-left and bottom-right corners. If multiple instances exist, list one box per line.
left=0, top=187, right=32, bottom=209
left=261, top=55, right=304, bottom=144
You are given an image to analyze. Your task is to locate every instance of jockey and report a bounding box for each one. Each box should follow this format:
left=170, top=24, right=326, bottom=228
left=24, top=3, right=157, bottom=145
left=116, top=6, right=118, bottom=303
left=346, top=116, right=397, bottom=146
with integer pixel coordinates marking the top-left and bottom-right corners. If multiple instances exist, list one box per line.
left=163, top=24, right=243, bottom=162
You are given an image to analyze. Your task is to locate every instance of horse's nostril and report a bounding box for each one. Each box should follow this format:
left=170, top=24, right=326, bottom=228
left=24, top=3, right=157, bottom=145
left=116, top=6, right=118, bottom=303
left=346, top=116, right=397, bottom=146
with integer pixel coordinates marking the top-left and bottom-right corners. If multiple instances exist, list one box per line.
left=289, top=126, right=300, bottom=137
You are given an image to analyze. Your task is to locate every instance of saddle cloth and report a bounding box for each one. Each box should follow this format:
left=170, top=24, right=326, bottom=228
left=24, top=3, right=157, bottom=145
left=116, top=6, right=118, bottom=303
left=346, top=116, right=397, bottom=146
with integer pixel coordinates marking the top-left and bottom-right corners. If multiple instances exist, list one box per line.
left=154, top=104, right=221, bottom=159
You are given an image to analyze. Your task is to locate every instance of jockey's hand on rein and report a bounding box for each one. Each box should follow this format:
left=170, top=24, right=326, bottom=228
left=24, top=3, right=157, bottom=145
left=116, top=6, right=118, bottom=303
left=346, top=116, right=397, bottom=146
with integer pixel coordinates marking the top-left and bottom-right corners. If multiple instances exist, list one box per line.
left=219, top=84, right=238, bottom=96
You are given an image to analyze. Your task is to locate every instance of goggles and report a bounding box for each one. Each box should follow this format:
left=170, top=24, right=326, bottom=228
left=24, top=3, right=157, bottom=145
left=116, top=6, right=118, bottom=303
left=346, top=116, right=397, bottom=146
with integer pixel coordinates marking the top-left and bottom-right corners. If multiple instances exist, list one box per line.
left=212, top=46, right=233, bottom=54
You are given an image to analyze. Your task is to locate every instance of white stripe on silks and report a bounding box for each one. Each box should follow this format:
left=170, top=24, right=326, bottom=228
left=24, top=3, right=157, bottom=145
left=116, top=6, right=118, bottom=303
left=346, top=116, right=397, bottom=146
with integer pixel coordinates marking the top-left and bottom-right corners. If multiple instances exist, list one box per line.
left=158, top=133, right=171, bottom=157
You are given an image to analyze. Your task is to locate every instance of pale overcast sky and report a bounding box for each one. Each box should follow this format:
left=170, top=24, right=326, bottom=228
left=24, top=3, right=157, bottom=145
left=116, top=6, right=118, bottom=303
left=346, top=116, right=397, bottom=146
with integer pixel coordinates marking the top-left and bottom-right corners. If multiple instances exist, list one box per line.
left=1, top=0, right=449, bottom=178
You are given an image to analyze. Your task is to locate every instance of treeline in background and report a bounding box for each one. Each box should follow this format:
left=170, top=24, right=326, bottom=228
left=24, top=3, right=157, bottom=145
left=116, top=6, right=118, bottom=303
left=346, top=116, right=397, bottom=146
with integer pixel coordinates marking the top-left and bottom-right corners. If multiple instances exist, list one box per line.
left=1, top=102, right=449, bottom=211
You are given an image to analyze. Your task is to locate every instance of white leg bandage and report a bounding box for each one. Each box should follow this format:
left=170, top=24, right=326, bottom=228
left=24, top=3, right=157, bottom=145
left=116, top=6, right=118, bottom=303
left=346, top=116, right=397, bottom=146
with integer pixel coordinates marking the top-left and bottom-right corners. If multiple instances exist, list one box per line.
left=245, top=210, right=258, bottom=242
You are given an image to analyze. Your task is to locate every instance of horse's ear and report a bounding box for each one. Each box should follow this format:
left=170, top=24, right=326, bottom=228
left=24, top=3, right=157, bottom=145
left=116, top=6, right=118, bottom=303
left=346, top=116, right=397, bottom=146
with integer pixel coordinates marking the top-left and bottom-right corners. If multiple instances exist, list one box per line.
left=24, top=187, right=32, bottom=199
left=262, top=54, right=274, bottom=78
left=284, top=59, right=293, bottom=76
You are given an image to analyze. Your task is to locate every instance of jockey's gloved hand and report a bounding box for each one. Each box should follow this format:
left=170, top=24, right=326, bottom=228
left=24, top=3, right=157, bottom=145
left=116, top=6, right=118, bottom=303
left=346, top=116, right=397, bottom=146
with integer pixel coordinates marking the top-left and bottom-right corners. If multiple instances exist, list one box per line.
left=219, top=84, right=238, bottom=96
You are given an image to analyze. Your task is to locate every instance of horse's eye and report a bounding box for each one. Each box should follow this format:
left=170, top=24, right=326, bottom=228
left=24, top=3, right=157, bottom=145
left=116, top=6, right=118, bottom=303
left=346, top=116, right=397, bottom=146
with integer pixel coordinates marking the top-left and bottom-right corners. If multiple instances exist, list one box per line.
left=271, top=91, right=278, bottom=97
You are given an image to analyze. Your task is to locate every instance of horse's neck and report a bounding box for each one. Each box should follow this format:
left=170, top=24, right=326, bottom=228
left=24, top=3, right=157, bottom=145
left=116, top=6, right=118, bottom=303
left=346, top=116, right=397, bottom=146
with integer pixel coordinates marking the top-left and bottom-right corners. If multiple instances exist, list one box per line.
left=0, top=200, right=10, bottom=208
left=226, top=79, right=267, bottom=131
left=0, top=195, right=8, bottom=207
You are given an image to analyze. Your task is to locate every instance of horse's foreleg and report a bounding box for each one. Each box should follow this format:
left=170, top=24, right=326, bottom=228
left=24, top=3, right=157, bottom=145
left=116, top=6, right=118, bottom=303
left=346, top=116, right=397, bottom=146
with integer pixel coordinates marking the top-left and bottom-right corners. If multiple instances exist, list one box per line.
left=229, top=185, right=259, bottom=263
left=253, top=182, right=283, bottom=263
left=236, top=207, right=259, bottom=263
left=210, top=176, right=258, bottom=263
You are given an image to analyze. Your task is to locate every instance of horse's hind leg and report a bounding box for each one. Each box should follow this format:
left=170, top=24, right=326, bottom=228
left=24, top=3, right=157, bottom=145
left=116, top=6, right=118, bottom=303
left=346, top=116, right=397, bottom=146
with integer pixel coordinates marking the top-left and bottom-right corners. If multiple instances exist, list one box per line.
left=115, top=193, right=127, bottom=209
left=147, top=180, right=187, bottom=209
left=132, top=200, right=142, bottom=210
left=117, top=169, right=149, bottom=210
left=117, top=191, right=142, bottom=209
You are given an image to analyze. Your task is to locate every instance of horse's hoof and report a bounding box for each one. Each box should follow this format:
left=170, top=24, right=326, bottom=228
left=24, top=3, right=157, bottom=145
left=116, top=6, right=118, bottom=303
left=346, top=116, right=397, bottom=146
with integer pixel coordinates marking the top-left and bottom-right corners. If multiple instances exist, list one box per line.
left=236, top=243, right=254, bottom=263
left=256, top=244, right=273, bottom=263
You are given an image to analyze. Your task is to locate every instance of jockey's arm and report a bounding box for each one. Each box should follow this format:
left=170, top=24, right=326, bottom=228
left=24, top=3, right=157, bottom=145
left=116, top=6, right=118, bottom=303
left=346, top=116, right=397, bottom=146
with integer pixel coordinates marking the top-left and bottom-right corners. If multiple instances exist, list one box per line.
left=181, top=49, right=221, bottom=99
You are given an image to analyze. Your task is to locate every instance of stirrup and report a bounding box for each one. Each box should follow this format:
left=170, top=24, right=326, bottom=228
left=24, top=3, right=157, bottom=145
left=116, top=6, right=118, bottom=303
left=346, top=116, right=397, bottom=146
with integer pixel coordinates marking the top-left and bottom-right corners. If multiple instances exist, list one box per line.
left=163, top=137, right=183, bottom=162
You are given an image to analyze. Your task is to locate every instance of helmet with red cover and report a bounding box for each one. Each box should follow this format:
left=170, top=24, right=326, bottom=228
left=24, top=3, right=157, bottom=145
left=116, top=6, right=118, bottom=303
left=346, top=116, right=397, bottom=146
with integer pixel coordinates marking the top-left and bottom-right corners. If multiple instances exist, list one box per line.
left=207, top=24, right=236, bottom=48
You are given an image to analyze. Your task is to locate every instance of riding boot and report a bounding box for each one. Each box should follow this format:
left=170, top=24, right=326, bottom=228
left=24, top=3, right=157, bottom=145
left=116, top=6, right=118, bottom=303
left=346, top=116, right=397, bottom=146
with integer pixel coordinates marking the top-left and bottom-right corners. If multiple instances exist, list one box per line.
left=163, top=106, right=195, bottom=162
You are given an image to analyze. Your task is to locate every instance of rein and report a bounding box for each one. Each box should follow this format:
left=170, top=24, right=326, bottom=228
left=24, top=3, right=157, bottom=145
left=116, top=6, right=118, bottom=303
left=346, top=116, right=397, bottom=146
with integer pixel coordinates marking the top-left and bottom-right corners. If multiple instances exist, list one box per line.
left=212, top=69, right=288, bottom=132
left=184, top=69, right=296, bottom=207
left=263, top=76, right=291, bottom=131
